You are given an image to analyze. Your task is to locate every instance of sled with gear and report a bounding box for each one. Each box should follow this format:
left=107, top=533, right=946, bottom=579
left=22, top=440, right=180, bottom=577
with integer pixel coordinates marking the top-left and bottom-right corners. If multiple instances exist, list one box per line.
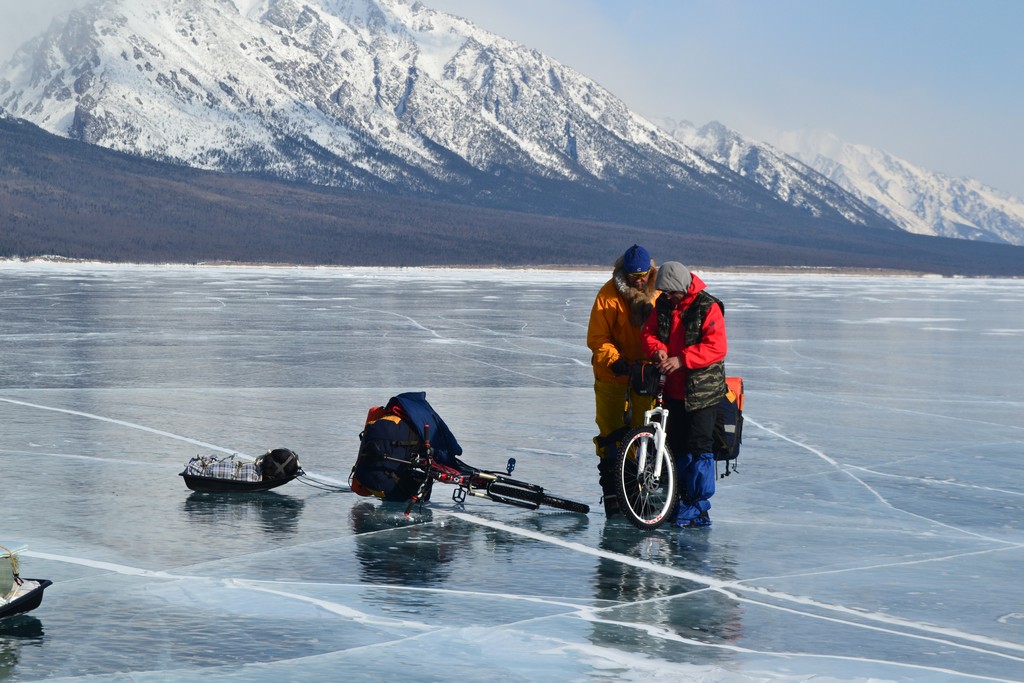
left=350, top=392, right=589, bottom=515
left=1, top=543, right=51, bottom=620
left=179, top=448, right=302, bottom=492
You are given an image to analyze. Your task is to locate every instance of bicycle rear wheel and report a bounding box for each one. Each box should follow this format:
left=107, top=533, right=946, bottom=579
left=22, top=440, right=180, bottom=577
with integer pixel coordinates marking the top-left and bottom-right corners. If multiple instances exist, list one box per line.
left=615, top=426, right=677, bottom=530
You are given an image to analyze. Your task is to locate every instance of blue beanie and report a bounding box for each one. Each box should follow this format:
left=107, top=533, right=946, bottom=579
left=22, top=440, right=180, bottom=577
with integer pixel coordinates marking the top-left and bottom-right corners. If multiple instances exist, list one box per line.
left=622, top=244, right=651, bottom=274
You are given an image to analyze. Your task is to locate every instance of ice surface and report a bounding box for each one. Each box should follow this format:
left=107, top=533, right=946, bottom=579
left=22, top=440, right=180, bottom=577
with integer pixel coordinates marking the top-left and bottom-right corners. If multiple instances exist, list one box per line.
left=0, top=263, right=1022, bottom=682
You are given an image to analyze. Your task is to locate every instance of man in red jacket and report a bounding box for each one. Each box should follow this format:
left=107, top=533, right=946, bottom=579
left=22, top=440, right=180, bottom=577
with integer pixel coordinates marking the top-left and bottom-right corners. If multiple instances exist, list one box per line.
left=641, top=262, right=728, bottom=528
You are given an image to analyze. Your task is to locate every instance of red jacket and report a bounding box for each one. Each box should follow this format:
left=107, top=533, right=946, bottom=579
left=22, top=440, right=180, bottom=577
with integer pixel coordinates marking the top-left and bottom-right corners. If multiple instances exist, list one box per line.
left=641, top=273, right=727, bottom=401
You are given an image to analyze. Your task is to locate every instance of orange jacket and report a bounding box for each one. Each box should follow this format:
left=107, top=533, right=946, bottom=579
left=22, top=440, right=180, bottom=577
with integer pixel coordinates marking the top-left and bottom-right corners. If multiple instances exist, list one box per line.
left=587, top=269, right=658, bottom=383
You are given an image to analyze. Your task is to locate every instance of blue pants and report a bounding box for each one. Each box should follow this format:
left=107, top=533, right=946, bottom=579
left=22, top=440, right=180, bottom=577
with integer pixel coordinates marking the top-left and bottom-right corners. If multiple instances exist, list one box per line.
left=665, top=400, right=717, bottom=521
left=675, top=452, right=715, bottom=521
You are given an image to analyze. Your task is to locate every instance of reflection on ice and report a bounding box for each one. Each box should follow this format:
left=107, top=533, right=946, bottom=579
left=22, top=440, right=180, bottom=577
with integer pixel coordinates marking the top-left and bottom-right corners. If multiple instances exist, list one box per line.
left=1, top=263, right=1022, bottom=681
left=182, top=492, right=307, bottom=538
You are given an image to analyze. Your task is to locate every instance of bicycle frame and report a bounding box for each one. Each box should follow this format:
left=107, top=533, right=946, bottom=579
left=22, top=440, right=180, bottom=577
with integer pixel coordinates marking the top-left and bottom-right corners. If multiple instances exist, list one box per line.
left=389, top=449, right=544, bottom=514
left=635, top=399, right=670, bottom=489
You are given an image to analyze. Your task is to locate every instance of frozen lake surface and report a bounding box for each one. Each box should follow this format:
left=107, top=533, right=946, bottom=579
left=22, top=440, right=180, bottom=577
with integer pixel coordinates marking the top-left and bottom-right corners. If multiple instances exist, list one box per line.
left=1, top=263, right=1022, bottom=682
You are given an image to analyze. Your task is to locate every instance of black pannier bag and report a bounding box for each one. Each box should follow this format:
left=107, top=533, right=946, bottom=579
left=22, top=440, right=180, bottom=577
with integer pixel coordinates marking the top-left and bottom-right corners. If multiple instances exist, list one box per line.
left=629, top=361, right=660, bottom=396
left=713, top=377, right=744, bottom=468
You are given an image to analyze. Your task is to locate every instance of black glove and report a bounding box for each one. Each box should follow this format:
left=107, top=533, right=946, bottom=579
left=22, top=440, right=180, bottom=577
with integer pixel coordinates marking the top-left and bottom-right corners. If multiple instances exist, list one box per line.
left=610, top=359, right=630, bottom=376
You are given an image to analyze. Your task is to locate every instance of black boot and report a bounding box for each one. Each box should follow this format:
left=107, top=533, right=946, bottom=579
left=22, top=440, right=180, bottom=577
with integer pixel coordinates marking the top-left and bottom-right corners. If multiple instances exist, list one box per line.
left=597, top=457, right=620, bottom=518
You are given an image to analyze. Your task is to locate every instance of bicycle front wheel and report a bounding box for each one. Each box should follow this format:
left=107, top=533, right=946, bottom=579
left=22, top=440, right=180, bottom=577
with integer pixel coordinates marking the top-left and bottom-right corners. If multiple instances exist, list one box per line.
left=487, top=482, right=541, bottom=509
left=615, top=426, right=677, bottom=530
left=539, top=494, right=590, bottom=514
left=487, top=482, right=590, bottom=514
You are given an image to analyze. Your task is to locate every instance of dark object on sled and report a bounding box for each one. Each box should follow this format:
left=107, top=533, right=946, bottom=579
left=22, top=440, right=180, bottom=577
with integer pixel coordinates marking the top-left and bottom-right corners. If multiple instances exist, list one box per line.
left=0, top=579, right=52, bottom=620
left=180, top=449, right=302, bottom=492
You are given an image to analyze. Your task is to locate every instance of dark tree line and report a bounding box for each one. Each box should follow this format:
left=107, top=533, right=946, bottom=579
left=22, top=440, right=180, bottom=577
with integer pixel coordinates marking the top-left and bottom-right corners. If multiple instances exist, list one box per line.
left=3, top=117, right=1023, bottom=275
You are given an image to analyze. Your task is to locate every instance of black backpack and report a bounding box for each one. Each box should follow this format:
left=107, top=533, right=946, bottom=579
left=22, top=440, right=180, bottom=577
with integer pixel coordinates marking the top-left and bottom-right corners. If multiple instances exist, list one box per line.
left=351, top=410, right=432, bottom=502
left=258, top=448, right=301, bottom=481
left=712, top=377, right=744, bottom=475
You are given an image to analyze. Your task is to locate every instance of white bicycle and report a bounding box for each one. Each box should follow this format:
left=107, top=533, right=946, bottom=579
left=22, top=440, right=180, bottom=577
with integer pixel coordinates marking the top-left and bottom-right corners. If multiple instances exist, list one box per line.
left=613, top=374, right=678, bottom=530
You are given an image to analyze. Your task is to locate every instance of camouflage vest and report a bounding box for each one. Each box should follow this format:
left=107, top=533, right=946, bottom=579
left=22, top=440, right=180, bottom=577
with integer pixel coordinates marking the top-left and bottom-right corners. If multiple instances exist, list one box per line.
left=657, top=291, right=727, bottom=411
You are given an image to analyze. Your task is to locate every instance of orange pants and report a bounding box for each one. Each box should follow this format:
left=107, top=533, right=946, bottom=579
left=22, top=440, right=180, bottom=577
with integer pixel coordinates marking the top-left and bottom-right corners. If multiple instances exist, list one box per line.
left=592, top=379, right=654, bottom=459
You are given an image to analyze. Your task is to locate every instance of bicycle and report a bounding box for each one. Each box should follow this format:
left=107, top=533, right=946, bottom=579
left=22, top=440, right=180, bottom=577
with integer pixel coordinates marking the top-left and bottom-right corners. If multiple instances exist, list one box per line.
left=613, top=374, right=678, bottom=530
left=385, top=425, right=591, bottom=516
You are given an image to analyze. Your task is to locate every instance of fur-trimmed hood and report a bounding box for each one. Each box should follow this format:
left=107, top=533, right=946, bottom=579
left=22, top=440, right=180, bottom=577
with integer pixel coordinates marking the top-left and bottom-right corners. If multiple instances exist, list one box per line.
left=611, top=255, right=658, bottom=327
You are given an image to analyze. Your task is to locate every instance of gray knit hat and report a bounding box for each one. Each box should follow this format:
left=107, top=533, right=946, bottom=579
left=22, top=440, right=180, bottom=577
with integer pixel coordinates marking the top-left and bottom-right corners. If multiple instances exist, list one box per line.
left=655, top=261, right=692, bottom=293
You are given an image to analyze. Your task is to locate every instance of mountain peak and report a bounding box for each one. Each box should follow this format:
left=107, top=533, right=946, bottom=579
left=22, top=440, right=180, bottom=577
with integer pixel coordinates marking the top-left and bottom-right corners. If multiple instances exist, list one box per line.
left=657, top=117, right=887, bottom=227
left=776, top=129, right=1024, bottom=245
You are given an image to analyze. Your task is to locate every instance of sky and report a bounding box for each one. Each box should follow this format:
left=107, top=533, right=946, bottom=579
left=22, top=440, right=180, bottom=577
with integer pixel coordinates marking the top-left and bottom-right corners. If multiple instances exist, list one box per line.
left=1, top=0, right=1022, bottom=197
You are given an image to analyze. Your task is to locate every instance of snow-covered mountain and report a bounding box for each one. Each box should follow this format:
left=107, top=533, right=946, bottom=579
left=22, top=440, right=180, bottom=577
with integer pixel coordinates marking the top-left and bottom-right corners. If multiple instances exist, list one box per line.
left=662, top=120, right=1024, bottom=247
left=0, top=0, right=901, bottom=237
left=0, top=1, right=712, bottom=206
left=6, top=0, right=1017, bottom=253
left=774, top=130, right=1024, bottom=246
left=659, top=119, right=888, bottom=229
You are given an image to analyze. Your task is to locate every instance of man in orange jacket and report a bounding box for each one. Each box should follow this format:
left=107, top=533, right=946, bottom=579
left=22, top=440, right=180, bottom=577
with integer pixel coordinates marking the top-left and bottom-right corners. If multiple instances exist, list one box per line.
left=587, top=244, right=658, bottom=517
